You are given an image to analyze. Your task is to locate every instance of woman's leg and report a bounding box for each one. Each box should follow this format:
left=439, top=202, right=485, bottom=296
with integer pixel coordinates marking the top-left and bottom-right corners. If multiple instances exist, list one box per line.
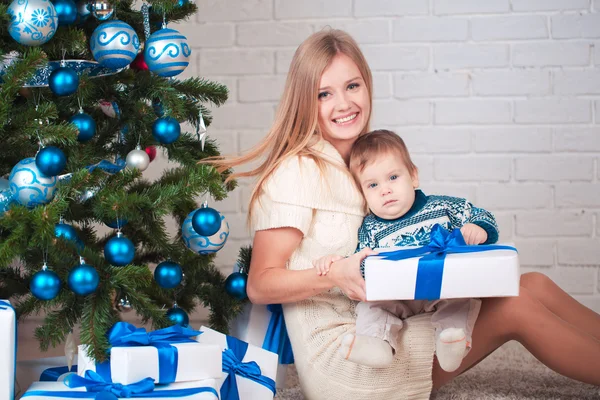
left=521, top=272, right=600, bottom=340
left=432, top=286, right=600, bottom=389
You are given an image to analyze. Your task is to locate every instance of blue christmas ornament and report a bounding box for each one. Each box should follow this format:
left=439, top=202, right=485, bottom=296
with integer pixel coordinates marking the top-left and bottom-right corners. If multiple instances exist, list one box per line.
left=9, top=157, right=58, bottom=208
left=154, top=261, right=182, bottom=289
left=48, top=66, right=79, bottom=96
left=55, top=222, right=84, bottom=252
left=69, top=111, right=96, bottom=142
left=90, top=20, right=140, bottom=69
left=68, top=262, right=99, bottom=296
left=8, top=0, right=57, bottom=46
left=75, top=0, right=90, bottom=23
left=35, top=146, right=66, bottom=176
left=166, top=306, right=189, bottom=327
left=152, top=117, right=180, bottom=144
left=192, top=206, right=221, bottom=237
left=104, top=233, right=135, bottom=266
left=104, top=218, right=127, bottom=229
left=182, top=210, right=229, bottom=255
left=225, top=272, right=248, bottom=301
left=53, top=0, right=77, bottom=25
left=30, top=267, right=61, bottom=301
left=0, top=178, right=13, bottom=217
left=144, top=28, right=191, bottom=77
left=152, top=98, right=164, bottom=117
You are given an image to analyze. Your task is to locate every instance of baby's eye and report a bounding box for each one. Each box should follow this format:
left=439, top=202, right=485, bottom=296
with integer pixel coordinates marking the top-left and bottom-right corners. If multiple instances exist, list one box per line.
left=368, top=182, right=377, bottom=189
left=390, top=175, right=398, bottom=181
left=348, top=83, right=359, bottom=90
left=318, top=91, right=329, bottom=99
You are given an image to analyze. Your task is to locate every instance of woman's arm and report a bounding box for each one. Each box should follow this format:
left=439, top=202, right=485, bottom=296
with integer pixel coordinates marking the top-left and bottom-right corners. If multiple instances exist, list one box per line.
left=247, top=227, right=376, bottom=304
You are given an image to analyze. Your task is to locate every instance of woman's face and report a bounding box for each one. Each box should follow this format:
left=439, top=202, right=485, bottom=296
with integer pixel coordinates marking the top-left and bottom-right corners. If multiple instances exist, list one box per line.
left=317, top=53, right=370, bottom=152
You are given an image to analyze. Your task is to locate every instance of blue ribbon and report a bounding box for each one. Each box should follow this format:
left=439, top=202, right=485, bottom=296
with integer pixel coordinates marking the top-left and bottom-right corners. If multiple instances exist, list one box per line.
left=96, top=322, right=201, bottom=384
left=375, top=225, right=517, bottom=301
left=21, top=370, right=219, bottom=398
left=0, top=300, right=17, bottom=400
left=221, top=335, right=276, bottom=400
left=263, top=305, right=294, bottom=365
left=41, top=365, right=78, bottom=381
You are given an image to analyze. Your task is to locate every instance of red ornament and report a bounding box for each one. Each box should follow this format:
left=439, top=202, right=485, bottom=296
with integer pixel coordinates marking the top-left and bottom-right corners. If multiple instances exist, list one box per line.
left=145, top=146, right=157, bottom=162
left=130, top=53, right=149, bottom=71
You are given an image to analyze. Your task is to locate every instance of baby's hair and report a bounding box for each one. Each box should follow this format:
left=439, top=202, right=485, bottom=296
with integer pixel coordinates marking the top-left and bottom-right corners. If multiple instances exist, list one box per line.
left=349, top=129, right=418, bottom=186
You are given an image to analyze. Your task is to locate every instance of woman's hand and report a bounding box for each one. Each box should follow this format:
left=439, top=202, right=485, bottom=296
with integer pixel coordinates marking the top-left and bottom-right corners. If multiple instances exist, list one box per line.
left=327, top=247, right=378, bottom=301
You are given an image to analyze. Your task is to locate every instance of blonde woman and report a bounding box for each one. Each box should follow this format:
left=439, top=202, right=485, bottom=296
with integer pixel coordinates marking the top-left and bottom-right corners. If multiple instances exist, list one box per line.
left=209, top=30, right=600, bottom=399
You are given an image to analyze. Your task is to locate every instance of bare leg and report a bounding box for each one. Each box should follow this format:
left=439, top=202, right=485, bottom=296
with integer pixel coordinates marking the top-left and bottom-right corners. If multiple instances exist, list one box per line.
left=432, top=286, right=600, bottom=389
left=521, top=272, right=600, bottom=340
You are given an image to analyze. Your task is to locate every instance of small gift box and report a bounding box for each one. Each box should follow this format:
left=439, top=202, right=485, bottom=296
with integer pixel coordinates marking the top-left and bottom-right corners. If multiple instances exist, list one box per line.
left=365, top=225, right=520, bottom=301
left=16, top=356, right=77, bottom=399
left=0, top=300, right=17, bottom=400
left=196, top=326, right=278, bottom=400
left=77, top=322, right=222, bottom=385
left=229, top=303, right=293, bottom=389
left=20, top=371, right=219, bottom=399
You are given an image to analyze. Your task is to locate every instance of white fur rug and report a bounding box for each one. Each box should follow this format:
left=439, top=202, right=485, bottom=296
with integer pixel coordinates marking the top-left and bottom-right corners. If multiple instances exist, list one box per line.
left=275, top=342, right=599, bottom=400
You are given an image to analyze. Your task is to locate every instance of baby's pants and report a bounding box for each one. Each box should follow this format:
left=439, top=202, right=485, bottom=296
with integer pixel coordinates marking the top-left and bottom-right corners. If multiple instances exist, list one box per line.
left=355, top=298, right=481, bottom=352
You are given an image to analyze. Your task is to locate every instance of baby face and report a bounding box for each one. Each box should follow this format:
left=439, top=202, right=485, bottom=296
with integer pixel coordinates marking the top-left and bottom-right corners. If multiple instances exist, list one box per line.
left=357, top=152, right=419, bottom=220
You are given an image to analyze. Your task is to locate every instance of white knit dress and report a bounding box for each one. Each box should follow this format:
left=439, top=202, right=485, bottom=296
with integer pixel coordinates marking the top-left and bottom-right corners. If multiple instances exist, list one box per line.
left=252, top=140, right=436, bottom=400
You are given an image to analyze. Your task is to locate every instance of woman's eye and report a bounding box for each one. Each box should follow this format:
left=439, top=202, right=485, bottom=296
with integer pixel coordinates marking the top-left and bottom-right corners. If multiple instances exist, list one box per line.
left=390, top=175, right=398, bottom=181
left=318, top=91, right=329, bottom=99
left=348, top=83, right=359, bottom=90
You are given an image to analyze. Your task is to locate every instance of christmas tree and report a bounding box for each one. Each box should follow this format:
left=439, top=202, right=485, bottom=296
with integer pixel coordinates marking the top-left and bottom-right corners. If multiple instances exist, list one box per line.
left=0, top=0, right=245, bottom=362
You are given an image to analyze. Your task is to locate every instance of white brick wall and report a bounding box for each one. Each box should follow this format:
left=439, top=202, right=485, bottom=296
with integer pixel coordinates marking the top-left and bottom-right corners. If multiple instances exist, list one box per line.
left=173, top=0, right=600, bottom=311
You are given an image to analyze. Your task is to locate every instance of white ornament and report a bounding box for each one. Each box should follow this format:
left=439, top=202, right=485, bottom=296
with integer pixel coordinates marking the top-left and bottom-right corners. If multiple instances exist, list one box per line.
left=182, top=210, right=229, bottom=255
left=90, top=20, right=140, bottom=69
left=64, top=331, right=76, bottom=370
left=126, top=146, right=150, bottom=171
left=9, top=157, right=57, bottom=208
left=8, top=0, right=58, bottom=46
left=144, top=27, right=190, bottom=77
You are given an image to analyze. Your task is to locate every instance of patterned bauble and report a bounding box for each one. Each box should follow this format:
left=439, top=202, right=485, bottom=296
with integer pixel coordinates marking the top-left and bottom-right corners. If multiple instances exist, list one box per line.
left=145, top=146, right=157, bottom=162
left=0, top=178, right=14, bottom=217
left=55, top=222, right=84, bottom=252
left=68, top=262, right=99, bottom=296
left=104, top=232, right=135, bottom=266
left=130, top=52, right=148, bottom=71
left=7, top=0, right=57, bottom=46
left=152, top=116, right=180, bottom=144
left=225, top=272, right=248, bottom=301
left=53, top=0, right=77, bottom=25
left=90, top=0, right=113, bottom=20
left=182, top=210, right=229, bottom=255
left=48, top=66, right=79, bottom=96
left=69, top=111, right=96, bottom=142
left=144, top=28, right=191, bottom=77
left=154, top=261, right=182, bottom=289
left=166, top=306, right=189, bottom=327
left=192, top=206, right=221, bottom=237
left=90, top=20, right=140, bottom=69
left=9, top=157, right=57, bottom=208
left=35, top=146, right=66, bottom=176
left=30, top=267, right=61, bottom=301
left=126, top=146, right=150, bottom=171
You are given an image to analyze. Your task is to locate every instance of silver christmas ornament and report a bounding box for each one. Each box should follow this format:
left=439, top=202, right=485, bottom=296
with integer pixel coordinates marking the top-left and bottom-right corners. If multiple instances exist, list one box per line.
left=90, top=0, right=113, bottom=20
left=126, top=146, right=150, bottom=171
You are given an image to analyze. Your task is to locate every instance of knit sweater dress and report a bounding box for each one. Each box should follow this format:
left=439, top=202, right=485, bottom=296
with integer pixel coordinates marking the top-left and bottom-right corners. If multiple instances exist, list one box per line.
left=251, top=139, right=436, bottom=400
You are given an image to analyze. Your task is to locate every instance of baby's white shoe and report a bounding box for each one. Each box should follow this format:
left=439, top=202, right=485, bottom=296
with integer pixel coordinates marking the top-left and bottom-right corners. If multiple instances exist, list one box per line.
left=436, top=328, right=467, bottom=372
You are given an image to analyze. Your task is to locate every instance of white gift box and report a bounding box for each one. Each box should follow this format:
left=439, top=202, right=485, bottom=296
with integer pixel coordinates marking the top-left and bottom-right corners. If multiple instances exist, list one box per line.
left=77, top=341, right=222, bottom=385
left=365, top=244, right=520, bottom=301
left=20, top=378, right=219, bottom=399
left=196, top=326, right=278, bottom=400
left=229, top=303, right=289, bottom=388
left=16, top=356, right=76, bottom=399
left=0, top=300, right=16, bottom=400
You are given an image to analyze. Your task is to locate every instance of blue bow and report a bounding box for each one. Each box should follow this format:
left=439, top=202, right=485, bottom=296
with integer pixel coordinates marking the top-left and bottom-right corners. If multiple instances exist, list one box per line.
left=0, top=301, right=16, bottom=400
left=221, top=335, right=276, bottom=400
left=375, top=225, right=517, bottom=300
left=263, top=305, right=294, bottom=365
left=21, top=369, right=219, bottom=398
left=95, top=322, right=201, bottom=384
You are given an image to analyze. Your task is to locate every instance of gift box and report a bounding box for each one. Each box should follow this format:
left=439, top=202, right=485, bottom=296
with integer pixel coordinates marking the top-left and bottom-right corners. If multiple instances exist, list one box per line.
left=0, top=300, right=17, bottom=400
left=365, top=225, right=520, bottom=301
left=197, top=325, right=278, bottom=400
left=77, top=322, right=222, bottom=385
left=20, top=374, right=219, bottom=399
left=229, top=302, right=293, bottom=389
left=16, top=356, right=77, bottom=399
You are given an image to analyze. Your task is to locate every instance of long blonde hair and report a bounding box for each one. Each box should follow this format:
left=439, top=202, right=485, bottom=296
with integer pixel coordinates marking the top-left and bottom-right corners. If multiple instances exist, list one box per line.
left=205, top=29, right=373, bottom=222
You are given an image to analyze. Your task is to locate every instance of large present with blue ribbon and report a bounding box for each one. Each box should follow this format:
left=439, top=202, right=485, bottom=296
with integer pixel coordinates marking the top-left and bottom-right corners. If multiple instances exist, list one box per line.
left=196, top=326, right=278, bottom=400
left=16, top=356, right=77, bottom=399
left=77, top=322, right=222, bottom=385
left=20, top=372, right=219, bottom=399
left=229, top=303, right=293, bottom=389
left=365, top=225, right=520, bottom=301
left=0, top=300, right=17, bottom=400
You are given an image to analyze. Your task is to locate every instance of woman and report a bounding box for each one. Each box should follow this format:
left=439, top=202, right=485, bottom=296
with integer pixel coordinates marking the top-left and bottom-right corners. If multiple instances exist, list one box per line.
left=209, top=29, right=600, bottom=399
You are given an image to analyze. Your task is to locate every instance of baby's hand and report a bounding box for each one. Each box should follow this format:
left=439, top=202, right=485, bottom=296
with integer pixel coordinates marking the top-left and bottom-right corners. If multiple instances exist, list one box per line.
left=460, top=223, right=488, bottom=245
left=313, top=254, right=344, bottom=276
